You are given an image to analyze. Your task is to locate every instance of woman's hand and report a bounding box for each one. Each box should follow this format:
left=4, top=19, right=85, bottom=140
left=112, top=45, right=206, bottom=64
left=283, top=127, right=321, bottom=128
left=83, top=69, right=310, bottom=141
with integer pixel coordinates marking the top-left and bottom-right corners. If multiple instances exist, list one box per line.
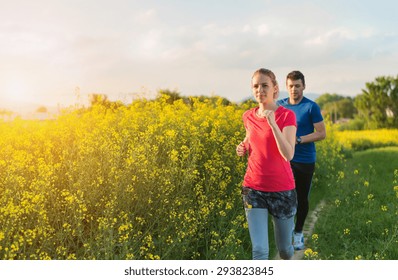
left=261, top=109, right=277, bottom=128
left=236, top=142, right=247, bottom=156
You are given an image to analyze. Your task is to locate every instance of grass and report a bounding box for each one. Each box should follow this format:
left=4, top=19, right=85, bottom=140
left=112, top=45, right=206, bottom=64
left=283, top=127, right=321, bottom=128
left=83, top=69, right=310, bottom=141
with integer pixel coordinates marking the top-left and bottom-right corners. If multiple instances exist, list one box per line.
left=305, top=146, right=398, bottom=260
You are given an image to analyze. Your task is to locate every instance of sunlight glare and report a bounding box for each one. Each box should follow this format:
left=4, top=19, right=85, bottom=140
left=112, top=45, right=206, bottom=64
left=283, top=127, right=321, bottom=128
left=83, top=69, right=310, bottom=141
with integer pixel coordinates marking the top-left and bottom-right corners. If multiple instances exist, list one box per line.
left=4, top=79, right=31, bottom=103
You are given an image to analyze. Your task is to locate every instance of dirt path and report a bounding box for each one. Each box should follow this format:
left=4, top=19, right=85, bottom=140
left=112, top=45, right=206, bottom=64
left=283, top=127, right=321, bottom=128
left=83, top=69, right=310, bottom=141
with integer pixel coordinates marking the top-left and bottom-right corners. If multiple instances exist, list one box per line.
left=274, top=200, right=326, bottom=260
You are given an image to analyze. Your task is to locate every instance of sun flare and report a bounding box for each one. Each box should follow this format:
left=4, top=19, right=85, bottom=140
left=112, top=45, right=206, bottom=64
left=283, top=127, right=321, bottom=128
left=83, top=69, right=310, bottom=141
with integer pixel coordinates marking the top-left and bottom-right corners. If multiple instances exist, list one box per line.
left=4, top=80, right=30, bottom=102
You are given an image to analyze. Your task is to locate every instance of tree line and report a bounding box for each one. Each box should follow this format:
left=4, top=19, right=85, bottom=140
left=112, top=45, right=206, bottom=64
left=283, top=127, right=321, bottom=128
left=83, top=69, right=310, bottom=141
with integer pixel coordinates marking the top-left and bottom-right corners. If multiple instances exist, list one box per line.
left=2, top=75, right=396, bottom=130
left=89, top=75, right=397, bottom=130
left=316, top=75, right=398, bottom=129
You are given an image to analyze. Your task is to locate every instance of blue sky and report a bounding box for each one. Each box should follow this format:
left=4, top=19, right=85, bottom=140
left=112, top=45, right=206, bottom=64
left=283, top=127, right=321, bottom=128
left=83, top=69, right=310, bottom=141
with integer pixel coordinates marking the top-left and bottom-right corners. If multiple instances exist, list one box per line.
left=1, top=0, right=397, bottom=108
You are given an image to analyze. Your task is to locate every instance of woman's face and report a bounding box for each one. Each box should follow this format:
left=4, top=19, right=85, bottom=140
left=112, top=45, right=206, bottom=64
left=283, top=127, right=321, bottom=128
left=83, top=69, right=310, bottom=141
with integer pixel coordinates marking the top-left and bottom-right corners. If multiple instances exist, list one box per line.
left=251, top=73, right=276, bottom=105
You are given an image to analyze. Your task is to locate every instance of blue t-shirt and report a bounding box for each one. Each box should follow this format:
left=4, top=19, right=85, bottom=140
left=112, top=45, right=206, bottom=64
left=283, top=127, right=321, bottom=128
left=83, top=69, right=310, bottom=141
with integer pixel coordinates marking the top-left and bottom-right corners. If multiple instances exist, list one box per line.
left=277, top=97, right=323, bottom=163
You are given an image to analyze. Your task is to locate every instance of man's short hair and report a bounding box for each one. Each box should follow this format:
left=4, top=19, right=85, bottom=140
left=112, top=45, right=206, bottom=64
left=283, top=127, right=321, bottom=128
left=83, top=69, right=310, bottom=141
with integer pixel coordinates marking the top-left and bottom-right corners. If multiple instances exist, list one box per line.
left=286, top=71, right=305, bottom=86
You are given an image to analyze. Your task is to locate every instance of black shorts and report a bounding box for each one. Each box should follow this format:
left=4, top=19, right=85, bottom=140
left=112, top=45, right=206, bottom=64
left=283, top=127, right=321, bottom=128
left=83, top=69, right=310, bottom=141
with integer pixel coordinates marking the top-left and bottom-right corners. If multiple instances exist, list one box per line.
left=242, top=187, right=297, bottom=219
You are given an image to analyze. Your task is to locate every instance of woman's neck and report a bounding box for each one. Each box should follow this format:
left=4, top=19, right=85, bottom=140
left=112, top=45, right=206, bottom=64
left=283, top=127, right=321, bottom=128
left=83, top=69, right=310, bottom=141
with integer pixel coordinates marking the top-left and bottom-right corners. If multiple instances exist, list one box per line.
left=258, top=102, right=278, bottom=111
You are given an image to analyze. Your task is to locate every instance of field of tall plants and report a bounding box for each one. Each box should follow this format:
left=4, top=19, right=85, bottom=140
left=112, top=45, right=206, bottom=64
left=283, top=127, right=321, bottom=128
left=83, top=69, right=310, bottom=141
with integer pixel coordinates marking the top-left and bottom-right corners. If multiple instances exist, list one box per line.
left=0, top=95, right=344, bottom=260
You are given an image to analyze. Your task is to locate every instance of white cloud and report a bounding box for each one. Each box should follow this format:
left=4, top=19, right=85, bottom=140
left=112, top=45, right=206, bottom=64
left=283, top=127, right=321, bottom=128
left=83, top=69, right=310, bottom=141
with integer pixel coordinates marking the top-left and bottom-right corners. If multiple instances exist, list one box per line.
left=304, top=28, right=354, bottom=46
left=135, top=9, right=157, bottom=25
left=257, top=24, right=269, bottom=36
left=1, top=0, right=398, bottom=106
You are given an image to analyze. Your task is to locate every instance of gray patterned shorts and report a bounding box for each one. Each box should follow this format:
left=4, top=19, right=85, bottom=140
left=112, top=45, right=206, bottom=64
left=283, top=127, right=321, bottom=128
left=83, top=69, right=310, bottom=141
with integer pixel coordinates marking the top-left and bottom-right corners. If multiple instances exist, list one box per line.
left=241, top=187, right=297, bottom=219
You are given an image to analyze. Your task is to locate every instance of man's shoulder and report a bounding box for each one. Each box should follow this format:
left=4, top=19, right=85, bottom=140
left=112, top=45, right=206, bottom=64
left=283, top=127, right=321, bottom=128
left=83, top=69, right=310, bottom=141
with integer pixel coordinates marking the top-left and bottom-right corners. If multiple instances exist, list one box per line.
left=301, top=97, right=321, bottom=108
left=303, top=96, right=320, bottom=104
left=277, top=98, right=289, bottom=106
left=302, top=97, right=323, bottom=121
left=301, top=96, right=313, bottom=103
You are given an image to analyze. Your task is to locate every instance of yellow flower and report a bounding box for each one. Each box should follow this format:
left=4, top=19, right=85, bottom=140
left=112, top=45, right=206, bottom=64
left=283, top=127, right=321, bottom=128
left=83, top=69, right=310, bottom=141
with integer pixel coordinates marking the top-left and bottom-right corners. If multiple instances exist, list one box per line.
left=304, top=248, right=313, bottom=257
left=304, top=248, right=319, bottom=259
left=354, top=170, right=359, bottom=175
left=169, top=149, right=179, bottom=162
left=394, top=186, right=398, bottom=198
left=67, top=254, right=77, bottom=260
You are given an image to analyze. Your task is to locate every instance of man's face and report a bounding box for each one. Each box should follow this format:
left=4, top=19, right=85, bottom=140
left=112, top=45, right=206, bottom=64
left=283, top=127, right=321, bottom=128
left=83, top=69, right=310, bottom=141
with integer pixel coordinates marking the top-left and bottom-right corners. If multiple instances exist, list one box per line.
left=286, top=79, right=305, bottom=102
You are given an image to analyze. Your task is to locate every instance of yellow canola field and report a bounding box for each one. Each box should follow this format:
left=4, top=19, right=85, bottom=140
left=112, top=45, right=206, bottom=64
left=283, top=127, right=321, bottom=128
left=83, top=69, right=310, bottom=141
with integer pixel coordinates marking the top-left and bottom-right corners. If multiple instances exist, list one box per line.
left=335, top=129, right=398, bottom=150
left=0, top=97, right=250, bottom=260
left=0, top=96, right=343, bottom=260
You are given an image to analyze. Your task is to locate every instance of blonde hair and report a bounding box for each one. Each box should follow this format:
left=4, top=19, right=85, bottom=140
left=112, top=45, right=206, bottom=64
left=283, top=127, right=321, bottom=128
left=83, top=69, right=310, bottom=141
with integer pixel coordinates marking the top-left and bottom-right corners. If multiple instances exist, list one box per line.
left=252, top=68, right=278, bottom=86
left=251, top=68, right=279, bottom=99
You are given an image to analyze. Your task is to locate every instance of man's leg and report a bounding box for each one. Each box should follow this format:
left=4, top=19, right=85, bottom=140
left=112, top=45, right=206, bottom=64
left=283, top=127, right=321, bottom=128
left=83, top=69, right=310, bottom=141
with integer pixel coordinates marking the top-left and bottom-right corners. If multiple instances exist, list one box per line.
left=291, top=162, right=315, bottom=232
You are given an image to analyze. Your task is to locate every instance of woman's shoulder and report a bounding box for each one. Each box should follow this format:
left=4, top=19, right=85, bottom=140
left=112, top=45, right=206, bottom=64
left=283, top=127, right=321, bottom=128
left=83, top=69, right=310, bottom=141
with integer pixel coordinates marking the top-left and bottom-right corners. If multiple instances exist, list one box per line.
left=276, top=106, right=296, bottom=123
left=277, top=105, right=294, bottom=115
left=243, top=107, right=257, bottom=118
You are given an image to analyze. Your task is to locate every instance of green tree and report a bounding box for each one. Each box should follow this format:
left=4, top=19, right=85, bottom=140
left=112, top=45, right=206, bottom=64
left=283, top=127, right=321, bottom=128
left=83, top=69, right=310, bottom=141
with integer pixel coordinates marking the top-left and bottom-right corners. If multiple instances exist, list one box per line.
left=156, top=89, right=183, bottom=104
left=187, top=95, right=231, bottom=106
left=354, top=76, right=398, bottom=129
left=0, top=109, right=14, bottom=121
left=316, top=93, right=343, bottom=108
left=36, top=106, right=48, bottom=113
left=239, top=97, right=257, bottom=110
left=89, top=93, right=109, bottom=106
left=88, top=93, right=124, bottom=111
left=335, top=98, right=356, bottom=119
left=316, top=93, right=356, bottom=123
left=156, top=89, right=232, bottom=106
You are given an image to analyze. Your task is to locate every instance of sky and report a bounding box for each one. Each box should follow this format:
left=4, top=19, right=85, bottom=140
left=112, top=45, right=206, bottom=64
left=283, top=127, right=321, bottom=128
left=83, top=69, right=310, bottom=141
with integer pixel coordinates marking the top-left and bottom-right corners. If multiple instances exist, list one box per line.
left=1, top=0, right=398, bottom=111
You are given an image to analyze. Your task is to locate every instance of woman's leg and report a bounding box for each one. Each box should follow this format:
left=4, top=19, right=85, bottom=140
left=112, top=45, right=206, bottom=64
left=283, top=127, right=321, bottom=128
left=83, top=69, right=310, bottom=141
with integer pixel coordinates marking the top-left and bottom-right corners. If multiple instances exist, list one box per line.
left=273, top=215, right=295, bottom=260
left=245, top=208, right=269, bottom=260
